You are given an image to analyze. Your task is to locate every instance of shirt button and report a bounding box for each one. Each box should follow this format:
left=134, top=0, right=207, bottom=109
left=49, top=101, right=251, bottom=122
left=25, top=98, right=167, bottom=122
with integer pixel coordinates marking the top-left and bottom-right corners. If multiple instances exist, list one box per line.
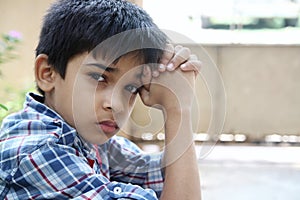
left=113, top=186, right=122, bottom=194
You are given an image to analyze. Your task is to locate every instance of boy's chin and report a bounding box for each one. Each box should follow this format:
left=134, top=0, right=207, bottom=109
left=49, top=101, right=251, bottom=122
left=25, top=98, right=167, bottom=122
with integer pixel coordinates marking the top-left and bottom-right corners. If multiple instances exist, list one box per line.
left=77, top=129, right=118, bottom=145
left=84, top=135, right=114, bottom=145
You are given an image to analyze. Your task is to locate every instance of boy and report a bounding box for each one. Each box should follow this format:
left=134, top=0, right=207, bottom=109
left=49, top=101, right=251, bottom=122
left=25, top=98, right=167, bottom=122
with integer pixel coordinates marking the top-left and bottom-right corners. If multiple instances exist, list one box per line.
left=0, top=0, right=201, bottom=199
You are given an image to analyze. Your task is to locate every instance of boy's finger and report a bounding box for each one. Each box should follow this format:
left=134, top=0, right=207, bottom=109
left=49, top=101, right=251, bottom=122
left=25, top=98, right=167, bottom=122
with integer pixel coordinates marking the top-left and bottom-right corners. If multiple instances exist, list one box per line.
left=155, top=44, right=174, bottom=76
left=157, top=64, right=166, bottom=73
left=159, top=44, right=175, bottom=66
left=167, top=47, right=191, bottom=71
left=180, top=60, right=202, bottom=75
left=180, top=55, right=202, bottom=74
left=174, top=45, right=183, bottom=52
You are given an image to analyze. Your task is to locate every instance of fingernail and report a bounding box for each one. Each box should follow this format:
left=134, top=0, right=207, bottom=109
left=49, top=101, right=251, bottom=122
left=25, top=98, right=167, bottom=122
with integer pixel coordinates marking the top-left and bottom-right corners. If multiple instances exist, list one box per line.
left=159, top=64, right=166, bottom=72
left=152, top=71, right=159, bottom=77
left=180, top=63, right=187, bottom=69
left=167, top=63, right=174, bottom=71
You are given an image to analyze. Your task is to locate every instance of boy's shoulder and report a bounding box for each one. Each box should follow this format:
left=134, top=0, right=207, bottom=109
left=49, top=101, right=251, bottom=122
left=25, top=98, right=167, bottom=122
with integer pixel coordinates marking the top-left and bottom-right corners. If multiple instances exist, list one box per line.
left=0, top=93, right=81, bottom=175
left=1, top=94, right=66, bottom=153
left=0, top=93, right=64, bottom=139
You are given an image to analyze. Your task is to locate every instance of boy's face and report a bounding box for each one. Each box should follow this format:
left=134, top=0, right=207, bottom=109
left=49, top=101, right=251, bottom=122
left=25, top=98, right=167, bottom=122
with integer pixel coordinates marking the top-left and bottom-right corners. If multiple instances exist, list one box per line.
left=50, top=52, right=144, bottom=144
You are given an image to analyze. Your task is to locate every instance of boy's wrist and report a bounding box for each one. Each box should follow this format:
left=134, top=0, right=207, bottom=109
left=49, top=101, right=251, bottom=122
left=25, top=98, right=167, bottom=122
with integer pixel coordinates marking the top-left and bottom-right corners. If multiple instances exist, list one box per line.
left=162, top=107, right=193, bottom=138
left=162, top=106, right=192, bottom=117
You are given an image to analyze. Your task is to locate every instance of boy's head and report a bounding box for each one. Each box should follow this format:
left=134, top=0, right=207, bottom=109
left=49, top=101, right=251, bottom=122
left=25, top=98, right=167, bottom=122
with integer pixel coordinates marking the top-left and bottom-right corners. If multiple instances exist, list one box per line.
left=34, top=0, right=168, bottom=144
left=36, top=0, right=167, bottom=95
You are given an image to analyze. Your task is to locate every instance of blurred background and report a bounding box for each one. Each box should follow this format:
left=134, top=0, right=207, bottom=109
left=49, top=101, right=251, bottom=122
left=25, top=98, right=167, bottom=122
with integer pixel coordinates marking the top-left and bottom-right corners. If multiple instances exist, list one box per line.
left=0, top=0, right=300, bottom=199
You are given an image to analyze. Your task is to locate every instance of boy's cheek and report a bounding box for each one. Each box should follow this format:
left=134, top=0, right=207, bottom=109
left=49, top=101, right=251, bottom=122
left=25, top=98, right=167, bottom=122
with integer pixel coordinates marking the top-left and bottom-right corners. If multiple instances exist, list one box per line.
left=71, top=83, right=98, bottom=124
left=113, top=109, right=133, bottom=129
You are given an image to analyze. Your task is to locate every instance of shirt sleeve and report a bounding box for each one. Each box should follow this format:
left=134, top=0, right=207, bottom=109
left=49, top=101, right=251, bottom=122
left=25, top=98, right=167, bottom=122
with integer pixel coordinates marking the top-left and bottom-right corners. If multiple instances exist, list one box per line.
left=106, top=136, right=164, bottom=197
left=9, top=142, right=158, bottom=200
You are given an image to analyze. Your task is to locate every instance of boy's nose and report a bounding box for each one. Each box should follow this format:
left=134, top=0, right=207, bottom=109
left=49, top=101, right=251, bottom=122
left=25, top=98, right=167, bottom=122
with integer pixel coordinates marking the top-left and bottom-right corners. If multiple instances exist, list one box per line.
left=102, top=89, right=124, bottom=113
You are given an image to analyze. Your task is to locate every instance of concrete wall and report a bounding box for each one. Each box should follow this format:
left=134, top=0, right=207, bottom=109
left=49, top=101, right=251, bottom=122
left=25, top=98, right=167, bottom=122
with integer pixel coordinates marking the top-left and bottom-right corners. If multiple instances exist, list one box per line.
left=1, top=0, right=300, bottom=140
left=215, top=45, right=300, bottom=140
left=0, top=0, right=54, bottom=97
left=130, top=44, right=300, bottom=140
left=133, top=45, right=300, bottom=140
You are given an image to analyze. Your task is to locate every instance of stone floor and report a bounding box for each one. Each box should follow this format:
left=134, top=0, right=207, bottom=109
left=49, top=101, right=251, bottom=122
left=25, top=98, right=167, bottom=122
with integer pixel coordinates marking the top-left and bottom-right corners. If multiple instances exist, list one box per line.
left=197, top=145, right=300, bottom=200
left=141, top=143, right=300, bottom=199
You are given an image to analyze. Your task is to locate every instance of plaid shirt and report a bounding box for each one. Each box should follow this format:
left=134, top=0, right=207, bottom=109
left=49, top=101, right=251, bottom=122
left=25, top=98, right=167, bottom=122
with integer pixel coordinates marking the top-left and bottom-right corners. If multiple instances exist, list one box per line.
left=0, top=93, right=164, bottom=199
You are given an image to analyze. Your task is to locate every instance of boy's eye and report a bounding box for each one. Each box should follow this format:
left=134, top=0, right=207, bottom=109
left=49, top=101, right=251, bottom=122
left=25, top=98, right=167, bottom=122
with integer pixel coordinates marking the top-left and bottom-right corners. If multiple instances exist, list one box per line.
left=125, top=85, right=139, bottom=94
left=89, top=73, right=105, bottom=82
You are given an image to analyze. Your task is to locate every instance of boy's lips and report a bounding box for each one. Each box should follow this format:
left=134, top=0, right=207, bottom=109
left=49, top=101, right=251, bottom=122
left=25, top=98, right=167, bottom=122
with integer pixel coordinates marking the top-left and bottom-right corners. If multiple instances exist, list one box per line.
left=98, top=120, right=119, bottom=134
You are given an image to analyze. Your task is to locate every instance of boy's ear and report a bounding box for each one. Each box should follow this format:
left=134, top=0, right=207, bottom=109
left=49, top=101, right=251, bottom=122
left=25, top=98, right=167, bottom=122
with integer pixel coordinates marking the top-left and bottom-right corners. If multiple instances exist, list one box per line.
left=35, top=54, right=57, bottom=92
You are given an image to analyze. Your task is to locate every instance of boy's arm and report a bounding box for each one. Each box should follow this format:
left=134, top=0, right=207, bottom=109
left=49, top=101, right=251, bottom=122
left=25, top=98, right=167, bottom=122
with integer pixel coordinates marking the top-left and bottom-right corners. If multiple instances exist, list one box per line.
left=102, top=136, right=164, bottom=196
left=139, top=65, right=201, bottom=200
left=160, top=107, right=201, bottom=199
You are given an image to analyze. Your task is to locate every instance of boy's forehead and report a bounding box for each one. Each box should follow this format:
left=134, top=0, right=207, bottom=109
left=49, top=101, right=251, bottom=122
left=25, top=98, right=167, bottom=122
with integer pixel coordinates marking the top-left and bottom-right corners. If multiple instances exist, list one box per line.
left=83, top=51, right=144, bottom=76
left=97, top=49, right=142, bottom=63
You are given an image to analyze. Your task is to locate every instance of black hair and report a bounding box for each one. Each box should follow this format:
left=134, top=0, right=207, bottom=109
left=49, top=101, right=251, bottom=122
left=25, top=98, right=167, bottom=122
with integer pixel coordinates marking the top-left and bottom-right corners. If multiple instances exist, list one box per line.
left=36, top=0, right=168, bottom=95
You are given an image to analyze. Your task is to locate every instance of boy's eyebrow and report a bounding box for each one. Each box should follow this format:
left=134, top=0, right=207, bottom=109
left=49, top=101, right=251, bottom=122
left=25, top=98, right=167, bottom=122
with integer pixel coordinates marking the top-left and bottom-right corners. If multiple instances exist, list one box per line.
left=84, top=63, right=117, bottom=72
left=85, top=62, right=143, bottom=81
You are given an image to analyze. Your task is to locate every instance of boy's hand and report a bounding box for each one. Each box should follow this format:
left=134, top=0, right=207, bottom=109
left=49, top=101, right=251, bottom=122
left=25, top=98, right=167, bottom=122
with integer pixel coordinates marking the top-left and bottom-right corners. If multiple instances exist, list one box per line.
left=139, top=44, right=200, bottom=111
left=152, top=44, right=201, bottom=77
left=139, top=65, right=196, bottom=112
left=138, top=45, right=201, bottom=200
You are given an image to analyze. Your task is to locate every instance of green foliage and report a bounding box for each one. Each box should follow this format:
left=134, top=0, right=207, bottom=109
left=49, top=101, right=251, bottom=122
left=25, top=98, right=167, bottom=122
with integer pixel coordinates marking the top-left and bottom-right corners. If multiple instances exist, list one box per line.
left=0, top=104, right=8, bottom=111
left=0, top=31, right=22, bottom=119
left=0, top=31, right=22, bottom=75
left=0, top=86, right=36, bottom=124
left=0, top=92, right=23, bottom=123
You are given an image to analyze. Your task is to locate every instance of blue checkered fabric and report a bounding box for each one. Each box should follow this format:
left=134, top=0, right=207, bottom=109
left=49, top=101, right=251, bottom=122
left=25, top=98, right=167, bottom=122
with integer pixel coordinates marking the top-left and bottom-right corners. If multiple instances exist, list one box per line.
left=0, top=93, right=164, bottom=199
